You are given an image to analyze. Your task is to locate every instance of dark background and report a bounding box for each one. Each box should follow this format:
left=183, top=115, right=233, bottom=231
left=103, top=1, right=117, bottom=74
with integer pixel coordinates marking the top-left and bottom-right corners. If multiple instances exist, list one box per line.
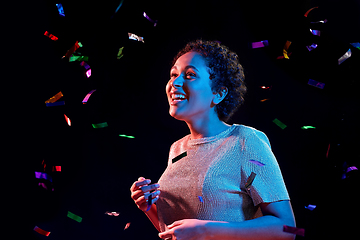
left=20, top=0, right=359, bottom=239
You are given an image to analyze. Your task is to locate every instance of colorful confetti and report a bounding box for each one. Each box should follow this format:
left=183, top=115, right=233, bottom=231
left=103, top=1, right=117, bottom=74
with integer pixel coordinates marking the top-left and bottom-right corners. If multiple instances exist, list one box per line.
left=52, top=166, right=61, bottom=172
left=143, top=12, right=158, bottom=26
left=105, top=211, right=120, bottom=216
left=92, top=122, right=108, bottom=128
left=38, top=182, right=54, bottom=191
left=306, top=43, right=318, bottom=51
left=62, top=41, right=82, bottom=59
left=338, top=49, right=352, bottom=65
left=304, top=6, right=318, bottom=17
left=34, top=226, right=51, bottom=236
left=44, top=31, right=58, bottom=41
left=305, top=204, right=316, bottom=210
left=46, top=101, right=65, bottom=107
left=251, top=40, right=269, bottom=49
left=350, top=42, right=360, bottom=50
left=80, top=61, right=90, bottom=70
left=309, top=29, right=320, bottom=36
left=260, top=86, right=271, bottom=90
left=128, top=33, right=144, bottom=43
left=260, top=99, right=270, bottom=102
left=283, top=225, right=305, bottom=236
left=119, top=134, right=135, bottom=138
left=198, top=196, right=204, bottom=202
left=82, top=89, right=96, bottom=104
left=45, top=91, right=63, bottom=103
left=67, top=211, right=82, bottom=222
left=301, top=126, right=316, bottom=129
left=245, top=172, right=256, bottom=190
left=283, top=41, right=291, bottom=59
left=64, top=114, right=71, bottom=126
left=308, top=79, right=325, bottom=89
left=55, top=3, right=65, bottom=17
left=146, top=194, right=152, bottom=212
left=272, top=118, right=287, bottom=130
left=172, top=151, right=187, bottom=164
left=117, top=46, right=124, bottom=59
left=346, top=166, right=358, bottom=173
left=86, top=69, right=92, bottom=78
left=249, top=160, right=265, bottom=167
left=69, top=55, right=89, bottom=62
left=35, top=172, right=53, bottom=182
left=124, top=222, right=131, bottom=230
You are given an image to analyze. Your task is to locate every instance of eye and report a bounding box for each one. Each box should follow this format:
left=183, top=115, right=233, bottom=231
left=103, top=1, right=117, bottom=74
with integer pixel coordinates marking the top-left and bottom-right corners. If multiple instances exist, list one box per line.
left=185, top=72, right=196, bottom=78
left=170, top=73, right=178, bottom=78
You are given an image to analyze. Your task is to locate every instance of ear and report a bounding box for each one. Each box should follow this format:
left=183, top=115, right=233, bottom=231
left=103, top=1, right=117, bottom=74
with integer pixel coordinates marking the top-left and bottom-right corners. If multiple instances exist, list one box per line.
left=213, top=87, right=228, bottom=105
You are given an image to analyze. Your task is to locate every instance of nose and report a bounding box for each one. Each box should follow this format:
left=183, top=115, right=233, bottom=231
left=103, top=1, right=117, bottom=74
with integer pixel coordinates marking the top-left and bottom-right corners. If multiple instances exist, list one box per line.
left=170, top=73, right=185, bottom=88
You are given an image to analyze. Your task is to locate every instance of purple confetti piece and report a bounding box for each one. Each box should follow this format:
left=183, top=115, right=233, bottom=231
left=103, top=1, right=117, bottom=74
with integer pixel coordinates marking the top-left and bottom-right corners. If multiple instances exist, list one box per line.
left=310, top=29, right=320, bottom=36
left=346, top=166, right=358, bottom=173
left=82, top=89, right=96, bottom=104
left=305, top=204, right=316, bottom=210
left=283, top=225, right=305, bottom=236
left=308, top=79, right=325, bottom=89
left=306, top=43, right=318, bottom=51
left=251, top=40, right=269, bottom=48
left=143, top=12, right=158, bottom=26
left=35, top=172, right=53, bottom=182
left=249, top=160, right=265, bottom=167
left=198, top=196, right=204, bottom=202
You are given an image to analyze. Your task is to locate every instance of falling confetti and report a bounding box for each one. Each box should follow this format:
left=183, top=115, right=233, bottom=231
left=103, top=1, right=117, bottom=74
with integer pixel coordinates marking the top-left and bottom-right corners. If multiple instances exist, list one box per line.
left=350, top=42, right=360, bottom=50
left=172, top=151, right=187, bottom=164
left=44, top=31, right=58, bottom=41
left=52, top=166, right=61, bottom=172
left=117, top=46, right=124, bottom=59
left=128, top=33, right=144, bottom=43
left=69, top=54, right=89, bottom=62
left=251, top=40, right=269, bottom=49
left=304, top=6, right=318, bottom=17
left=67, top=211, right=82, bottom=222
left=305, top=204, right=316, bottom=210
left=309, top=29, right=320, bottom=36
left=245, top=172, right=256, bottom=190
left=249, top=160, right=265, bottom=167
left=119, top=134, right=135, bottom=138
left=283, top=41, right=291, bottom=59
left=92, top=122, right=108, bottom=128
left=105, top=211, right=120, bottom=216
left=124, top=222, right=131, bottom=230
left=82, top=89, right=96, bottom=104
left=35, top=172, right=53, bottom=182
left=62, top=41, right=82, bottom=59
left=308, top=79, right=325, bottom=89
left=86, top=69, right=92, bottom=78
left=143, top=12, right=158, bottom=26
left=45, top=101, right=65, bottom=107
left=34, top=226, right=51, bottom=236
left=283, top=225, right=305, bottom=236
left=301, top=126, right=316, bottom=129
left=306, top=43, right=318, bottom=51
left=80, top=61, right=90, bottom=70
left=198, top=196, right=204, bottom=202
left=272, top=118, right=287, bottom=130
left=64, top=114, right=71, bottom=126
left=338, top=49, right=352, bottom=65
left=260, top=99, right=270, bottom=102
left=55, top=3, right=65, bottom=17
left=45, top=91, right=63, bottom=103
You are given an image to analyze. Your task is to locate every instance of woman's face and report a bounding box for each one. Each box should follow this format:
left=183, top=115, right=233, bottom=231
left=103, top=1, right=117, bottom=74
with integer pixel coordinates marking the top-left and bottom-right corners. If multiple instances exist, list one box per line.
left=166, top=51, right=217, bottom=122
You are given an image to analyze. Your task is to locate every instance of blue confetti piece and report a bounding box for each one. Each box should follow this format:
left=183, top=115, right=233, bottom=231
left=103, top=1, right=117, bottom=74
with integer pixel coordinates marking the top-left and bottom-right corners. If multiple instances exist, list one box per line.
left=46, top=101, right=65, bottom=107
left=308, top=79, right=325, bottom=89
left=198, top=196, right=204, bottom=202
left=55, top=3, right=65, bottom=17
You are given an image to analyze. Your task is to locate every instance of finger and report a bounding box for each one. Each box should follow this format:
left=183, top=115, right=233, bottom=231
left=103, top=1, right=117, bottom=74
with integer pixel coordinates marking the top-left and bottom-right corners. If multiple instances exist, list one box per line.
left=167, top=220, right=184, bottom=229
left=159, top=230, right=173, bottom=239
left=131, top=189, right=144, bottom=200
left=138, top=176, right=145, bottom=181
left=143, top=189, right=161, bottom=199
left=135, top=179, right=151, bottom=188
left=140, top=183, right=160, bottom=193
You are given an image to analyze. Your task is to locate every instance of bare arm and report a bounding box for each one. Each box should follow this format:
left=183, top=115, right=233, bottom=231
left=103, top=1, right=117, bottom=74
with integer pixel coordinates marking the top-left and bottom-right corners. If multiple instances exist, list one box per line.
left=144, top=204, right=161, bottom=232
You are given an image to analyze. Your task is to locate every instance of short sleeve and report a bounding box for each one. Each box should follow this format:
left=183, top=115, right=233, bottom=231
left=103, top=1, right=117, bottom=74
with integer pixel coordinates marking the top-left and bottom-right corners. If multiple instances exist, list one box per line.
left=240, top=129, right=290, bottom=206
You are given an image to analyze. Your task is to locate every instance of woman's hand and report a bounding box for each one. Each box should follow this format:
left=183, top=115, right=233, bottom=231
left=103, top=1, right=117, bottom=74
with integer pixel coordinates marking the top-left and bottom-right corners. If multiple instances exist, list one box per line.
left=130, top=177, right=160, bottom=212
left=158, top=219, right=209, bottom=240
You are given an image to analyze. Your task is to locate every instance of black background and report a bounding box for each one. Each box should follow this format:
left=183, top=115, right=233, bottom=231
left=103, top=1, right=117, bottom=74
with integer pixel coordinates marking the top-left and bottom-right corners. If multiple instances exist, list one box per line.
left=19, top=0, right=359, bottom=239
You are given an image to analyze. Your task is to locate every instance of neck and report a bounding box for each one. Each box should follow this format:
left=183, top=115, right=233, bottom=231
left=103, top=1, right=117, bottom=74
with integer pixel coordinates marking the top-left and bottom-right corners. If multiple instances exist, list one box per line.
left=185, top=112, right=231, bottom=139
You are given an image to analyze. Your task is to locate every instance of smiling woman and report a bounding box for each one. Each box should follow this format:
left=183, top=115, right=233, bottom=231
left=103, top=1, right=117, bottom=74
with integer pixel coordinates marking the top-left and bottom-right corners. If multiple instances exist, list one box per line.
left=130, top=40, right=296, bottom=240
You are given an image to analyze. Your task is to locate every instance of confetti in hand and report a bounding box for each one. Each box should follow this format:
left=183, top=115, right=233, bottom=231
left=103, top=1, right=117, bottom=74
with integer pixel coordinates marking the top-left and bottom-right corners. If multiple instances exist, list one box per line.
left=146, top=194, right=152, bottom=212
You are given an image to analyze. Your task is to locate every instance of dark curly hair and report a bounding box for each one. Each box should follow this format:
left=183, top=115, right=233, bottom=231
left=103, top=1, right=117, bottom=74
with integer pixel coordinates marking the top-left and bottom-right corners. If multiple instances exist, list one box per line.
left=172, top=39, right=246, bottom=122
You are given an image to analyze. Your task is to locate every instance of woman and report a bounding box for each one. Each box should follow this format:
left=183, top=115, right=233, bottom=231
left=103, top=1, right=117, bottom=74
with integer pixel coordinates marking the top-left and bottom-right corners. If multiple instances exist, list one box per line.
left=130, top=40, right=296, bottom=240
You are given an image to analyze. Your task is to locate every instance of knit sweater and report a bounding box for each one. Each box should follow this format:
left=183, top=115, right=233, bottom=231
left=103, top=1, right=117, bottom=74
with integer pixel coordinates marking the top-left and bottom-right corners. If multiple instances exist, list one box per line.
left=156, top=124, right=290, bottom=232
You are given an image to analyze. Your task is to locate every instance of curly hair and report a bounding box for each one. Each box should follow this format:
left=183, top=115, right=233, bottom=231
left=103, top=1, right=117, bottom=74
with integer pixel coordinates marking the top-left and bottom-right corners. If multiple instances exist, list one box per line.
left=172, top=39, right=247, bottom=122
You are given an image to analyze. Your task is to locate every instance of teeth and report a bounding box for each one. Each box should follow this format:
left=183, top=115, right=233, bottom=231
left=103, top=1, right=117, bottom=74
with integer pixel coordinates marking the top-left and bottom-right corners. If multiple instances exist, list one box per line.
left=172, top=94, right=186, bottom=100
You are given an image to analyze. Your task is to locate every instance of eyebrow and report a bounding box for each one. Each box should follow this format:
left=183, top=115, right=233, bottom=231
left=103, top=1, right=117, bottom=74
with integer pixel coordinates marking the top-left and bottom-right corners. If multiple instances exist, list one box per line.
left=171, top=65, right=199, bottom=72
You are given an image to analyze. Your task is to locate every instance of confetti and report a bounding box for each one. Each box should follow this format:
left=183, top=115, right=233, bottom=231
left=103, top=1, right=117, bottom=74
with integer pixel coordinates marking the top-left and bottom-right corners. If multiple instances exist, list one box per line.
left=64, top=114, right=71, bottom=126
left=45, top=91, right=63, bottom=103
left=119, top=134, right=135, bottom=138
left=35, top=172, right=53, bottom=182
left=306, top=43, right=318, bottom=51
left=346, top=166, right=358, bottom=173
left=245, top=172, right=256, bottom=189
left=56, top=3, right=65, bottom=17
left=38, top=182, right=54, bottom=191
left=307, top=79, right=325, bottom=89
left=172, top=151, right=187, bottom=164
left=67, top=211, right=82, bottom=222
left=52, top=166, right=61, bottom=172
left=86, top=69, right=92, bottom=78
left=92, top=122, right=108, bottom=128
left=309, top=29, right=320, bottom=36
left=69, top=55, right=89, bottom=62
left=301, top=126, right=316, bottom=129
left=105, top=211, right=120, bottom=216
left=62, top=41, right=82, bottom=59
left=117, top=46, right=124, bottom=59
left=304, top=6, right=318, bottom=17
left=249, top=160, right=265, bottom=167
left=338, top=49, right=352, bottom=65
left=260, top=99, right=270, bottom=102
left=350, top=42, right=360, bottom=50
left=112, top=0, right=124, bottom=16
left=143, top=12, right=158, bottom=26
left=305, top=204, right=316, bottom=210
left=34, top=226, right=51, bottom=236
left=326, top=143, right=330, bottom=158
left=124, top=222, right=131, bottom=230
left=146, top=194, right=152, bottom=212
left=251, top=40, right=269, bottom=49
left=283, top=225, right=305, bottom=236
left=272, top=118, right=287, bottom=130
left=128, top=33, right=144, bottom=43
left=283, top=41, right=291, bottom=59
left=82, top=89, right=96, bottom=104
left=310, top=19, right=327, bottom=24
left=260, top=86, right=271, bottom=90
left=276, top=52, right=292, bottom=59
left=46, top=101, right=65, bottom=107
left=44, top=31, right=58, bottom=41
left=80, top=61, right=90, bottom=70
left=198, top=196, right=204, bottom=202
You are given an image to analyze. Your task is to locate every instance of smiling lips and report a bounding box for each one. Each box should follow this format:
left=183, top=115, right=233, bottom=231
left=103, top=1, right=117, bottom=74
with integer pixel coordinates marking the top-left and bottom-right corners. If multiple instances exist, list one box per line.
left=170, top=93, right=187, bottom=105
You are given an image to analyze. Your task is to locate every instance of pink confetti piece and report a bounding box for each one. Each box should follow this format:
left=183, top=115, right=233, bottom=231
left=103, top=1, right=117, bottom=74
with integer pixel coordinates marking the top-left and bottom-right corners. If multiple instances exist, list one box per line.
left=34, top=226, right=51, bottom=236
left=283, top=225, right=305, bottom=236
left=346, top=166, right=358, bottom=173
left=86, top=69, right=91, bottom=78
left=124, top=222, right=131, bottom=230
left=251, top=40, right=269, bottom=48
left=249, top=160, right=265, bottom=167
left=82, top=89, right=96, bottom=104
left=105, top=211, right=120, bottom=216
left=64, top=114, right=71, bottom=126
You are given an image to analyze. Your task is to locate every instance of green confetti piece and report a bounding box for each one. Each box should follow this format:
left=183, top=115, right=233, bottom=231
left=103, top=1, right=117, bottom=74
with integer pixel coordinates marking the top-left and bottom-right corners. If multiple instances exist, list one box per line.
left=301, top=126, right=316, bottom=129
left=78, top=42, right=83, bottom=47
left=67, top=211, right=82, bottom=222
left=69, top=55, right=89, bottom=62
left=273, top=118, right=287, bottom=129
left=117, top=46, right=124, bottom=59
left=119, top=134, right=135, bottom=138
left=92, top=122, right=108, bottom=128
